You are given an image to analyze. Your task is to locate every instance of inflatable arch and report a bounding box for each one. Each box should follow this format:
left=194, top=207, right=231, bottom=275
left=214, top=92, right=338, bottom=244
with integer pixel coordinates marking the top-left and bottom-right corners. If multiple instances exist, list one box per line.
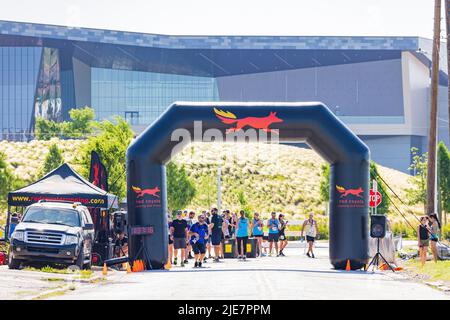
left=126, top=102, right=370, bottom=270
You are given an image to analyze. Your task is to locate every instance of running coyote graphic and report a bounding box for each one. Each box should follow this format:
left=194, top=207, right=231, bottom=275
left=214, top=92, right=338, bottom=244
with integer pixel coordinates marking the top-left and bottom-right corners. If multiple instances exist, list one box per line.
left=336, top=185, right=364, bottom=198
left=132, top=186, right=161, bottom=198
left=214, top=108, right=283, bottom=133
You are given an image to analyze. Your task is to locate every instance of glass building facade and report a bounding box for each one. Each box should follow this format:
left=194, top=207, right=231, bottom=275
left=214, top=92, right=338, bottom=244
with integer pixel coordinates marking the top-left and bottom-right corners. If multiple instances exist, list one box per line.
left=91, top=68, right=218, bottom=125
left=0, top=47, right=42, bottom=139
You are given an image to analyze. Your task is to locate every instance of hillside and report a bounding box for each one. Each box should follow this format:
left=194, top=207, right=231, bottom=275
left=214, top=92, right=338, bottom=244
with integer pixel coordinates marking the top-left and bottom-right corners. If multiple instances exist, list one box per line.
left=0, top=139, right=421, bottom=220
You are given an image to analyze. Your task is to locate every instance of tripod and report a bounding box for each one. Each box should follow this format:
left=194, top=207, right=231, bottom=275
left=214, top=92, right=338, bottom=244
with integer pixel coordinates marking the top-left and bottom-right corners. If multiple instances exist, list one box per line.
left=133, top=236, right=153, bottom=270
left=366, top=237, right=395, bottom=272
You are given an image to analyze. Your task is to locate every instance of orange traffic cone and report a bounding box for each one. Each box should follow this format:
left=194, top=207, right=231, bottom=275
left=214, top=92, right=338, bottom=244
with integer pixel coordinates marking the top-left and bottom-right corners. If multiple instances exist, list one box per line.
left=345, top=259, right=351, bottom=271
left=102, top=262, right=108, bottom=276
left=132, top=261, right=137, bottom=272
left=126, top=262, right=132, bottom=273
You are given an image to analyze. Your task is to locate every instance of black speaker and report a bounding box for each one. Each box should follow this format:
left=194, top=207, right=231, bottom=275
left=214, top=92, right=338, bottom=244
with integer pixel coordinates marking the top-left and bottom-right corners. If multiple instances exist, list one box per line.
left=370, top=215, right=386, bottom=238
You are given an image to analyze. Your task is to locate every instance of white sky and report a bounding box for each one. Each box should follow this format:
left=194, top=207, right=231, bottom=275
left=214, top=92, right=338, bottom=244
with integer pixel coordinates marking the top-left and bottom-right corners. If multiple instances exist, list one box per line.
left=0, top=0, right=444, bottom=38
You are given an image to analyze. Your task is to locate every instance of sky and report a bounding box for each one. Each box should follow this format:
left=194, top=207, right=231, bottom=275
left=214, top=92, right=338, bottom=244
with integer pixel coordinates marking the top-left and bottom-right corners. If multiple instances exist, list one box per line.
left=0, top=0, right=443, bottom=38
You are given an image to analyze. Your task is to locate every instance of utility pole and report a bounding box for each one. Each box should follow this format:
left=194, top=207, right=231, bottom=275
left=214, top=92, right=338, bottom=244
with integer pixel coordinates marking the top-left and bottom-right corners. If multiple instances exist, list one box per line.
left=446, top=0, right=450, bottom=145
left=427, top=0, right=442, bottom=215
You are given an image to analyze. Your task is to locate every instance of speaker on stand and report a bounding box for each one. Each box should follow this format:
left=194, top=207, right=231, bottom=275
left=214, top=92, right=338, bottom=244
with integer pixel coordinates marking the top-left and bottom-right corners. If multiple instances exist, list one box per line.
left=366, top=215, right=394, bottom=272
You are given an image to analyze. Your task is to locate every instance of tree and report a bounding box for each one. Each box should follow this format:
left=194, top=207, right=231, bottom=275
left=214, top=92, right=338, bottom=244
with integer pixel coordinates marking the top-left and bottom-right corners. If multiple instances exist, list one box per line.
left=195, top=174, right=217, bottom=209
left=78, top=116, right=134, bottom=200
left=63, top=107, right=96, bottom=138
left=319, top=164, right=330, bottom=203
left=35, top=107, right=96, bottom=140
left=438, top=141, right=450, bottom=225
left=0, top=151, right=17, bottom=210
left=41, top=144, right=64, bottom=177
left=406, top=148, right=428, bottom=213
left=369, top=161, right=390, bottom=215
left=166, top=161, right=196, bottom=213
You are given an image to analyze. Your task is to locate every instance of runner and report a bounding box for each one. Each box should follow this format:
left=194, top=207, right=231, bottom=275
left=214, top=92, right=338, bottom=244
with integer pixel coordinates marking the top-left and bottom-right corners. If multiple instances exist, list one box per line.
left=278, top=214, right=288, bottom=256
left=189, top=214, right=209, bottom=268
left=171, top=211, right=188, bottom=267
left=267, top=212, right=280, bottom=256
left=185, top=211, right=196, bottom=262
left=168, top=214, right=174, bottom=265
left=209, top=208, right=223, bottom=262
left=251, top=212, right=264, bottom=257
left=262, top=217, right=269, bottom=256
left=203, top=211, right=211, bottom=261
left=223, top=210, right=231, bottom=239
left=235, top=210, right=250, bottom=260
left=301, top=213, right=319, bottom=258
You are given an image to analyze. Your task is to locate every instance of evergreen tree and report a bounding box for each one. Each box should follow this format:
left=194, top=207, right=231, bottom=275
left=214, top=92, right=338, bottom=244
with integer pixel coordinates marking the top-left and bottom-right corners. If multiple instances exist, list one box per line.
left=41, top=144, right=64, bottom=176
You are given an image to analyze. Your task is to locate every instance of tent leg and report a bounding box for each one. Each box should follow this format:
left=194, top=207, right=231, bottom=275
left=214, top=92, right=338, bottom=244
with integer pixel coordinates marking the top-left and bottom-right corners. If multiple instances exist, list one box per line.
left=5, top=205, right=11, bottom=241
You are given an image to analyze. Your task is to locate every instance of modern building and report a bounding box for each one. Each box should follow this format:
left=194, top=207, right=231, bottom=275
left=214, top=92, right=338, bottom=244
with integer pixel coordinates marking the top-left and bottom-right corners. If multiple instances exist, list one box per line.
left=0, top=20, right=448, bottom=173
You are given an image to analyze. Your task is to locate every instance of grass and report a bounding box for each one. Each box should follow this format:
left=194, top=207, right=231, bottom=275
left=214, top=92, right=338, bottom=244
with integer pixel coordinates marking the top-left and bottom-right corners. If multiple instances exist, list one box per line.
left=405, top=260, right=450, bottom=281
left=24, top=265, right=93, bottom=279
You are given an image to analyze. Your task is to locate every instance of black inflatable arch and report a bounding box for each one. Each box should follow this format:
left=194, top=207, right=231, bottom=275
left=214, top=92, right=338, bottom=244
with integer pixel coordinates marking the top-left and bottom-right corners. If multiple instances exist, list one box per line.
left=127, top=102, right=370, bottom=270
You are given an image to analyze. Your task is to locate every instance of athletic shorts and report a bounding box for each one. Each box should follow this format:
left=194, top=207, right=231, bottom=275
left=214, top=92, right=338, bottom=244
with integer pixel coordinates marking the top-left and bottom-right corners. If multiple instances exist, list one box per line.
left=419, top=239, right=429, bottom=247
left=306, top=236, right=315, bottom=243
left=268, top=233, right=279, bottom=242
left=192, top=242, right=206, bottom=254
left=253, top=234, right=263, bottom=238
left=430, top=235, right=438, bottom=242
left=173, top=237, right=187, bottom=249
left=279, top=234, right=286, bottom=241
left=211, top=232, right=222, bottom=246
left=263, top=235, right=268, bottom=241
left=168, top=236, right=174, bottom=245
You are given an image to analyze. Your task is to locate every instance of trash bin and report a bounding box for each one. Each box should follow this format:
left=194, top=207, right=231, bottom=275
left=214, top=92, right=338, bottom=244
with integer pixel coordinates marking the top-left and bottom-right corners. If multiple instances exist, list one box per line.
left=246, top=238, right=257, bottom=258
left=223, top=239, right=237, bottom=258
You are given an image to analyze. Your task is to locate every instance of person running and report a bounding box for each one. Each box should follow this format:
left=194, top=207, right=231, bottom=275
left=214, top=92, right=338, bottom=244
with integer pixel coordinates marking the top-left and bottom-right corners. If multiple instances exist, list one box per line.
left=171, top=211, right=188, bottom=267
left=418, top=216, right=430, bottom=267
left=251, top=212, right=264, bottom=257
left=301, top=213, right=318, bottom=258
left=267, top=212, right=280, bottom=256
left=235, top=210, right=250, bottom=260
left=189, top=214, right=209, bottom=268
left=428, top=213, right=441, bottom=263
left=262, top=218, right=269, bottom=256
left=278, top=214, right=288, bottom=256
left=223, top=210, right=231, bottom=239
left=209, top=208, right=223, bottom=262
left=185, top=211, right=196, bottom=262
left=168, top=215, right=174, bottom=265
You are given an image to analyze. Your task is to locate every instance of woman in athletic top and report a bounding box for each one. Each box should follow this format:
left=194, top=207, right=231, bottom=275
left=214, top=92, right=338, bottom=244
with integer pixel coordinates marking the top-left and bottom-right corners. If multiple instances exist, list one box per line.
left=418, top=216, right=430, bottom=267
left=251, top=212, right=264, bottom=257
left=235, top=210, right=250, bottom=260
left=428, top=214, right=441, bottom=263
left=278, top=214, right=288, bottom=256
left=301, top=213, right=318, bottom=258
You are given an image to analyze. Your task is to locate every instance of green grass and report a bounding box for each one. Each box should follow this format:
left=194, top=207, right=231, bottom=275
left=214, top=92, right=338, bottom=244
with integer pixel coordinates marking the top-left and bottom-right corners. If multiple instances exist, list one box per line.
left=25, top=265, right=93, bottom=279
left=405, top=260, right=450, bottom=281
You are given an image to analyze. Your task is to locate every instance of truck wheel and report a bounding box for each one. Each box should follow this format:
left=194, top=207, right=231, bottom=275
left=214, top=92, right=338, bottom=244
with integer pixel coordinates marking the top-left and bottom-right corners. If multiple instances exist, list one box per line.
left=8, top=250, right=21, bottom=270
left=83, top=253, right=92, bottom=270
left=75, top=247, right=85, bottom=269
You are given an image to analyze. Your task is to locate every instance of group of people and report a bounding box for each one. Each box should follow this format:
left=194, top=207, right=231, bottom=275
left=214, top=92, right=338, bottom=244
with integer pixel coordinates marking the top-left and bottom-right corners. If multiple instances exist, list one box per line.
left=167, top=209, right=319, bottom=268
left=417, top=213, right=441, bottom=266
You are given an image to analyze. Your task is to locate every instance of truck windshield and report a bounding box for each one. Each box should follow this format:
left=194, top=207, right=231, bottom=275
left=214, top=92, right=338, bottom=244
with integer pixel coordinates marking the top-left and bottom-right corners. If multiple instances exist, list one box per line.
left=22, top=207, right=81, bottom=227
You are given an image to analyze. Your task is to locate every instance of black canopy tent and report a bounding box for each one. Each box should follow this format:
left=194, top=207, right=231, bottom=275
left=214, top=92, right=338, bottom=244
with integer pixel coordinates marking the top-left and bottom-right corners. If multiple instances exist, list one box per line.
left=5, top=163, right=118, bottom=239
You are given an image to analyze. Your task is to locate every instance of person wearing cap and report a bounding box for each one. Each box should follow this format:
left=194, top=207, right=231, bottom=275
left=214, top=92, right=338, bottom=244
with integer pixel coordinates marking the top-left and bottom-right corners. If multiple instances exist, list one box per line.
left=189, top=214, right=209, bottom=268
left=209, top=208, right=223, bottom=262
left=267, top=212, right=280, bottom=256
left=251, top=212, right=264, bottom=257
left=184, top=211, right=196, bottom=262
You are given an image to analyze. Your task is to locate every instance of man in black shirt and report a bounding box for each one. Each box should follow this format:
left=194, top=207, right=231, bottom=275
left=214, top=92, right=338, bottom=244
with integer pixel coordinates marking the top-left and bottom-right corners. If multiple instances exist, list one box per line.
left=171, top=211, right=188, bottom=267
left=209, top=208, right=224, bottom=262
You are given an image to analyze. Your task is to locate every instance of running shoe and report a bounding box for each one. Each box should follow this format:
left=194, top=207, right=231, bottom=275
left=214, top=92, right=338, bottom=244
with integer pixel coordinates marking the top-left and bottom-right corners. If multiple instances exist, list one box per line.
left=181, top=261, right=185, bottom=267
left=194, top=261, right=198, bottom=268
left=306, top=252, right=311, bottom=258
left=173, top=257, right=177, bottom=265
left=184, top=259, right=189, bottom=264
left=198, top=262, right=202, bottom=268
left=311, top=253, right=315, bottom=258
left=243, top=256, right=247, bottom=261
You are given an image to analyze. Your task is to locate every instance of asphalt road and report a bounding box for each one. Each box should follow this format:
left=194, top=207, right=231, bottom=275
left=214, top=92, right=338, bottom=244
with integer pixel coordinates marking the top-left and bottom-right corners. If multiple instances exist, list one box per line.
left=55, top=242, right=449, bottom=300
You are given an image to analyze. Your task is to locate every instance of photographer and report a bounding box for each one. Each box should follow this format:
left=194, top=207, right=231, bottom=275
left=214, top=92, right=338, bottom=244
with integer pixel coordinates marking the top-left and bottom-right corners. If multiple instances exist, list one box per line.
left=115, top=231, right=128, bottom=257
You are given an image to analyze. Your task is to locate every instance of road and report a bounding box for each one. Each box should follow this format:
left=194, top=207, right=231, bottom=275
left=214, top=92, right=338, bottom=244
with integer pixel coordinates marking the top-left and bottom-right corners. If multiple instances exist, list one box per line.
left=55, top=242, right=449, bottom=300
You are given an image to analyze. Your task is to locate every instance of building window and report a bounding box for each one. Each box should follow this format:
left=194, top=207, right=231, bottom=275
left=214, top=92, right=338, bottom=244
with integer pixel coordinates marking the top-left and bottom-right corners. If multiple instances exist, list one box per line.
left=125, top=111, right=139, bottom=125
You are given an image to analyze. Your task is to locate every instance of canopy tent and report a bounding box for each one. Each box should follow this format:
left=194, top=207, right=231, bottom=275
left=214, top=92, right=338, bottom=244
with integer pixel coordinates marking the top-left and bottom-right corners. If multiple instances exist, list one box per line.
left=8, top=163, right=118, bottom=209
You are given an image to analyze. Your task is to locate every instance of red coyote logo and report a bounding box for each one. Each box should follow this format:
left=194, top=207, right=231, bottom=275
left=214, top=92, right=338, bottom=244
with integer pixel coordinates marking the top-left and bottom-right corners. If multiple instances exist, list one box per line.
left=336, top=185, right=364, bottom=198
left=214, top=108, right=283, bottom=133
left=132, top=186, right=161, bottom=198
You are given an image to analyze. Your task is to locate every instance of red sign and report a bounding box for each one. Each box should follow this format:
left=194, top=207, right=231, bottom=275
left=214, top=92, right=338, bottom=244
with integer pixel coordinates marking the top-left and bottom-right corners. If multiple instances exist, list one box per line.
left=369, top=189, right=382, bottom=208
